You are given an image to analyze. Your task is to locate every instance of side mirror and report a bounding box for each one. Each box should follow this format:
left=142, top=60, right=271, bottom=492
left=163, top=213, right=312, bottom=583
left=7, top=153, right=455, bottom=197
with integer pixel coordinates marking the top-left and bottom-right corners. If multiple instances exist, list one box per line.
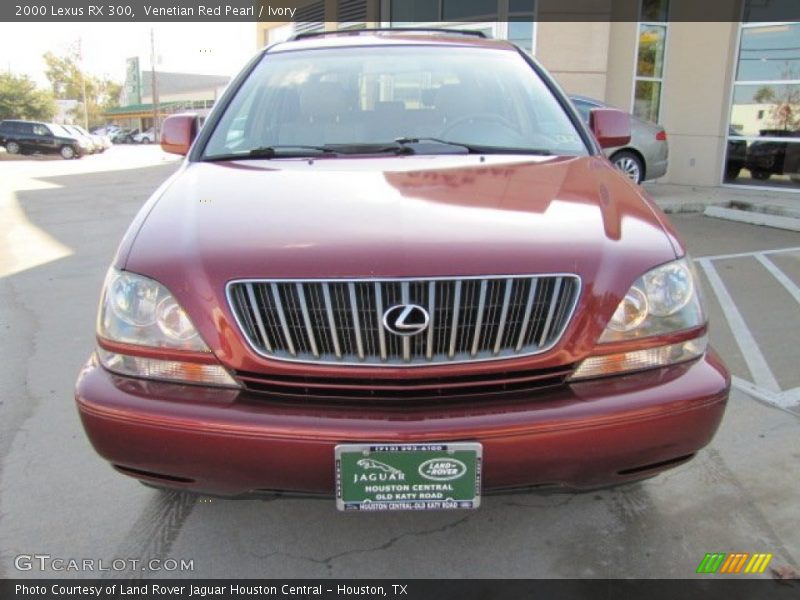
left=160, top=113, right=199, bottom=155
left=589, top=108, right=631, bottom=149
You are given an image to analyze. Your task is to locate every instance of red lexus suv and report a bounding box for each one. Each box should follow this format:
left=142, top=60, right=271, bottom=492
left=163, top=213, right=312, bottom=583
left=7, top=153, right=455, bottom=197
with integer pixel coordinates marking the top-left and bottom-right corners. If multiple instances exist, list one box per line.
left=75, top=30, right=729, bottom=511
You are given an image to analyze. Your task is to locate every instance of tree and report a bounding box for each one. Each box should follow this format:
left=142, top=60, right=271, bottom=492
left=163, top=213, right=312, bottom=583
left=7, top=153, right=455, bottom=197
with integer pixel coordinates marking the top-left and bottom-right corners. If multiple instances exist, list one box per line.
left=753, top=63, right=800, bottom=133
left=753, top=86, right=775, bottom=105
left=0, top=72, right=56, bottom=121
left=42, top=50, right=121, bottom=128
left=43, top=49, right=85, bottom=99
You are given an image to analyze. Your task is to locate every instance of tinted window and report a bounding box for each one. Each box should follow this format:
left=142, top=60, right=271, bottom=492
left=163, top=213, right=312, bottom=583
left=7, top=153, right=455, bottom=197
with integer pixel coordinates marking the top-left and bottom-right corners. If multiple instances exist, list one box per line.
left=203, top=46, right=587, bottom=158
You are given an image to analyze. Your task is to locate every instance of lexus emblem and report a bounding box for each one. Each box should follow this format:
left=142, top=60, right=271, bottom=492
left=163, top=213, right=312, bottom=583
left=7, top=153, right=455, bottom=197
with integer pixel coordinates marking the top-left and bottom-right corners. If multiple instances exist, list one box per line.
left=382, top=304, right=430, bottom=336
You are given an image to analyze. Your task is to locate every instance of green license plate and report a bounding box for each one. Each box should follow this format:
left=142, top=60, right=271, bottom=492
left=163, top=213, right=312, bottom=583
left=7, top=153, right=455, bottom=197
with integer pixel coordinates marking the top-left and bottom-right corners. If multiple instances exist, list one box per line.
left=335, top=442, right=482, bottom=511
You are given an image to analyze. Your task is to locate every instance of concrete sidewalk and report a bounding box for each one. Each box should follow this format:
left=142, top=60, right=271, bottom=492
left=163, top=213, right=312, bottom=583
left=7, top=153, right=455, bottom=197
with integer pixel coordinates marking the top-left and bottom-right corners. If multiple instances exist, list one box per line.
left=645, top=182, right=800, bottom=232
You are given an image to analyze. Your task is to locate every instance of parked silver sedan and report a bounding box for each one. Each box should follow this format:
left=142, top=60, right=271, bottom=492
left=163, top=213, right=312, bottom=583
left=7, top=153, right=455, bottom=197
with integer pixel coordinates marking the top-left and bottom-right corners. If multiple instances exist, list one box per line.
left=570, top=95, right=669, bottom=184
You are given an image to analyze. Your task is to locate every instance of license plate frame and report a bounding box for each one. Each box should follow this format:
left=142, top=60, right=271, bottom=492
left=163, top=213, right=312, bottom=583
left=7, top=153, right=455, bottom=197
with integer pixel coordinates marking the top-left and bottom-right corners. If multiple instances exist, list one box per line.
left=335, top=442, right=482, bottom=512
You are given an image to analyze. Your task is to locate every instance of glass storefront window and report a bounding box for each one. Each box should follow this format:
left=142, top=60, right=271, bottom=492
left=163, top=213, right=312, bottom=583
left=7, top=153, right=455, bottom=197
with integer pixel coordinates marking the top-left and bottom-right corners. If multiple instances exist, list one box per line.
left=743, top=0, right=800, bottom=23
left=634, top=80, right=662, bottom=124
left=387, top=0, right=536, bottom=56
left=726, top=11, right=800, bottom=189
left=633, top=1, right=668, bottom=123
left=737, top=23, right=800, bottom=82
left=731, top=83, right=800, bottom=137
left=508, top=20, right=534, bottom=54
left=442, top=0, right=497, bottom=20
left=641, top=0, right=669, bottom=22
left=508, top=0, right=536, bottom=54
left=637, top=24, right=666, bottom=78
left=390, top=0, right=438, bottom=22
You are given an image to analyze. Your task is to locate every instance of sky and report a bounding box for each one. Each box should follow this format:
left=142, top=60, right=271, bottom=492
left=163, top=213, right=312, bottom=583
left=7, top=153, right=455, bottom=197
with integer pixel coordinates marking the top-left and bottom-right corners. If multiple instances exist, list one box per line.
left=0, top=23, right=258, bottom=86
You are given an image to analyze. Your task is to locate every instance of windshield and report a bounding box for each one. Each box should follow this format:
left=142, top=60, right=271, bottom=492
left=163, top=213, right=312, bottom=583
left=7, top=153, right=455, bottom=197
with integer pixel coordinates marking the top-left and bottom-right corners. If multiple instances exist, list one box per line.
left=49, top=124, right=74, bottom=137
left=202, top=46, right=588, bottom=159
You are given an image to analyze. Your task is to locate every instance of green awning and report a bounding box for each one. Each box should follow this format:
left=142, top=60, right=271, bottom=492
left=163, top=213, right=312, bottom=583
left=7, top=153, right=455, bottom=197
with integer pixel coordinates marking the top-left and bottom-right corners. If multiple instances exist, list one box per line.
left=103, top=101, right=183, bottom=117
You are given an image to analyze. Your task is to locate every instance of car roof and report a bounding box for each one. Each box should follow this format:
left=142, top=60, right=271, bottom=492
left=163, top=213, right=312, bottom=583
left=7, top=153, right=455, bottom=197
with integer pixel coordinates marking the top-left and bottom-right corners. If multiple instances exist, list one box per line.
left=570, top=95, right=605, bottom=106
left=267, top=29, right=518, bottom=54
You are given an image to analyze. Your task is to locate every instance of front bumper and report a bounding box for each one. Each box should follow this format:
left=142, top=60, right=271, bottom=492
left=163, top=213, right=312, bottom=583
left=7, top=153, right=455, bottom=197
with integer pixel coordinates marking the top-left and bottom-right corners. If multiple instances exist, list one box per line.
left=75, top=351, right=729, bottom=496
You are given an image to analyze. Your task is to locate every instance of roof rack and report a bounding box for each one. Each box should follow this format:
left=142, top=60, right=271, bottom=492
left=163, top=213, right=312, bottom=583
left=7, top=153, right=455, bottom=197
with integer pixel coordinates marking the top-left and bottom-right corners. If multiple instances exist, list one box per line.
left=290, top=28, right=488, bottom=42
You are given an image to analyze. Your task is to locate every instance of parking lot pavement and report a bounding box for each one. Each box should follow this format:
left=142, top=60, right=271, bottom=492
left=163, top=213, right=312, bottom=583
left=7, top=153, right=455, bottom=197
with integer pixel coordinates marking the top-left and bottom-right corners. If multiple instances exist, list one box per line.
left=670, top=215, right=800, bottom=414
left=0, top=161, right=798, bottom=579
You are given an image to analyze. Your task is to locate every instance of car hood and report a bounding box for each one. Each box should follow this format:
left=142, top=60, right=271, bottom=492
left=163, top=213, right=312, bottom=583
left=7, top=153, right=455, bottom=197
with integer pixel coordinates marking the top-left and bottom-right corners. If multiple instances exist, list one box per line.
left=121, top=154, right=683, bottom=371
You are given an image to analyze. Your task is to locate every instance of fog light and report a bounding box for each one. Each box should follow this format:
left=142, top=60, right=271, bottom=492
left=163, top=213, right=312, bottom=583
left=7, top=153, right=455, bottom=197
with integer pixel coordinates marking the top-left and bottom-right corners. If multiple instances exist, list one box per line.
left=569, top=336, right=707, bottom=381
left=98, top=349, right=239, bottom=388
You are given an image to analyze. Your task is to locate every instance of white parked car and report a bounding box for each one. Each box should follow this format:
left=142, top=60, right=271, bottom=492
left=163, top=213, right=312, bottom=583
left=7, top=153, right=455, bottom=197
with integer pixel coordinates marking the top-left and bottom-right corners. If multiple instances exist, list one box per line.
left=133, top=128, right=158, bottom=144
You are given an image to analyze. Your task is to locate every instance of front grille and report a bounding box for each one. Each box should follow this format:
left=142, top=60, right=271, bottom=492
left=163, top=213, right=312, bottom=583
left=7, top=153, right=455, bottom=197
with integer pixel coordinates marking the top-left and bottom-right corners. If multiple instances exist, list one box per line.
left=227, top=275, right=580, bottom=366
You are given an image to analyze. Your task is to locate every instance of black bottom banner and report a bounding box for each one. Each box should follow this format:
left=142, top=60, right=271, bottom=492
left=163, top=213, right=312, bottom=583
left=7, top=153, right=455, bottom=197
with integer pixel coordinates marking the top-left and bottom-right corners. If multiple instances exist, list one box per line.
left=2, top=579, right=798, bottom=600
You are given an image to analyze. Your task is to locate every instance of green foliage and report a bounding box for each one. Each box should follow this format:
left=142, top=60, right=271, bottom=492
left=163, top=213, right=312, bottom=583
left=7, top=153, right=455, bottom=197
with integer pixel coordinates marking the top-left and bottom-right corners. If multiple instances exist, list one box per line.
left=43, top=50, right=85, bottom=99
left=0, top=72, right=56, bottom=121
left=43, top=50, right=121, bottom=128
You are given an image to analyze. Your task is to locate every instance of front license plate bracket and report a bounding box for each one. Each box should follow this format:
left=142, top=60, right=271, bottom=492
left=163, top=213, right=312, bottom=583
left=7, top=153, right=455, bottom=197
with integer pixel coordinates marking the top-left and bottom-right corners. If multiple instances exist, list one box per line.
left=335, top=442, right=482, bottom=512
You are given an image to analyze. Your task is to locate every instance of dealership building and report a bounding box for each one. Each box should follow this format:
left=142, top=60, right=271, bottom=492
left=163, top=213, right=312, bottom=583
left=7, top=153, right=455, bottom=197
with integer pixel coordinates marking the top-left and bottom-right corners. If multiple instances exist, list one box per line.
left=105, top=61, right=229, bottom=132
left=257, top=0, right=800, bottom=192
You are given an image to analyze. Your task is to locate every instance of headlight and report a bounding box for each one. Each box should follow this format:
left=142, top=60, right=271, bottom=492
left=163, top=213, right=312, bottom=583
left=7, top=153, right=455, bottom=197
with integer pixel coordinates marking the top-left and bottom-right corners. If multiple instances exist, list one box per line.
left=598, top=257, right=706, bottom=343
left=96, top=269, right=239, bottom=388
left=98, top=269, right=208, bottom=351
left=570, top=257, right=707, bottom=381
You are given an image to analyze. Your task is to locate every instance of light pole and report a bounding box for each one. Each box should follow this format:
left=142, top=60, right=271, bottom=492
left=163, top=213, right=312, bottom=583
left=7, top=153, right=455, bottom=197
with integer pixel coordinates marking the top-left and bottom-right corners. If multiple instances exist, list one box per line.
left=77, top=37, right=89, bottom=129
left=150, top=28, right=160, bottom=138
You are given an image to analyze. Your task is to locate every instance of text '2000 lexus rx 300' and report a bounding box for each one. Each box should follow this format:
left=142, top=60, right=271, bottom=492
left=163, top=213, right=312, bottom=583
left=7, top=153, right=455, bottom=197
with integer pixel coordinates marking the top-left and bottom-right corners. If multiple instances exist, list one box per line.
left=75, top=30, right=729, bottom=511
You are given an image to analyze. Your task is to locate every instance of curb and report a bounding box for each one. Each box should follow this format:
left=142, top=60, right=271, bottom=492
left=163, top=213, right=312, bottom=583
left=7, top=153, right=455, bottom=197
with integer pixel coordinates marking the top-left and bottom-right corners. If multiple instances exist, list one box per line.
left=704, top=205, right=800, bottom=232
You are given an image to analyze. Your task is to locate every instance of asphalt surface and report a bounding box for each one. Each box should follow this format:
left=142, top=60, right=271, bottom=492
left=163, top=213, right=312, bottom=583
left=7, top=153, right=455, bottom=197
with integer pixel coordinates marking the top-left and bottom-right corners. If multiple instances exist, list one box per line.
left=1, top=146, right=798, bottom=579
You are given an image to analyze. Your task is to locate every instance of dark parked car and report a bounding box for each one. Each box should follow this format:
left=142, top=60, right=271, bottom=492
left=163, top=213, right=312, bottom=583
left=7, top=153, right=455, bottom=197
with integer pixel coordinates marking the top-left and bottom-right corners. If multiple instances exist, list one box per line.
left=111, top=128, right=137, bottom=144
left=570, top=95, right=669, bottom=184
left=76, top=30, right=729, bottom=510
left=0, top=119, right=84, bottom=159
left=725, top=127, right=747, bottom=181
left=743, top=129, right=800, bottom=182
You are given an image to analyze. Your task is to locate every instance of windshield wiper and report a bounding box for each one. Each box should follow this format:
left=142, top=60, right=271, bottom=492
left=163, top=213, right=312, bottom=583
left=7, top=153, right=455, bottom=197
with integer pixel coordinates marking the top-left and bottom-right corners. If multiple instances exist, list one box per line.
left=203, top=140, right=552, bottom=161
left=394, top=137, right=552, bottom=156
left=203, top=145, right=339, bottom=161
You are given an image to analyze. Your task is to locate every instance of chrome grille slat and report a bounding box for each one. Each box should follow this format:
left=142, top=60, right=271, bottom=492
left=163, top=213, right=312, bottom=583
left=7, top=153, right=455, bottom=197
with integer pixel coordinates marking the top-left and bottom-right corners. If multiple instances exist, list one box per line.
left=538, top=277, right=562, bottom=346
left=228, top=275, right=579, bottom=366
left=426, top=281, right=436, bottom=360
left=493, top=279, right=514, bottom=355
left=374, top=282, right=388, bottom=361
left=270, top=283, right=296, bottom=356
left=516, top=279, right=538, bottom=351
left=243, top=284, right=272, bottom=352
left=322, top=283, right=342, bottom=358
left=400, top=281, right=411, bottom=362
left=448, top=280, right=462, bottom=359
left=295, top=283, right=319, bottom=358
left=470, top=279, right=488, bottom=356
left=347, top=283, right=365, bottom=360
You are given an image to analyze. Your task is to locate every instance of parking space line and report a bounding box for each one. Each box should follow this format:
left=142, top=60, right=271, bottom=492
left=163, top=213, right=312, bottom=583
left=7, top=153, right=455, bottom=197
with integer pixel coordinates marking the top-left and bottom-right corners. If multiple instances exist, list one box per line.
left=698, top=259, right=781, bottom=393
left=783, top=387, right=800, bottom=407
left=695, top=246, right=800, bottom=262
left=754, top=253, right=800, bottom=306
left=732, top=377, right=796, bottom=412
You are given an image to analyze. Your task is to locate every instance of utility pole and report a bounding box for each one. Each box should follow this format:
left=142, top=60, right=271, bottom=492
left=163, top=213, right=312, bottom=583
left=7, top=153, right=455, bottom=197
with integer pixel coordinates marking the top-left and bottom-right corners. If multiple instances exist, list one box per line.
left=150, top=28, right=159, bottom=138
left=77, top=37, right=89, bottom=129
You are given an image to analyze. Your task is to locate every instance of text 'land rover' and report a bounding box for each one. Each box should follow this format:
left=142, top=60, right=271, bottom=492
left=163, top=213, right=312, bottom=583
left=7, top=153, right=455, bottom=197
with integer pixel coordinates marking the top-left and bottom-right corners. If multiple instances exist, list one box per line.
left=75, top=30, right=730, bottom=511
